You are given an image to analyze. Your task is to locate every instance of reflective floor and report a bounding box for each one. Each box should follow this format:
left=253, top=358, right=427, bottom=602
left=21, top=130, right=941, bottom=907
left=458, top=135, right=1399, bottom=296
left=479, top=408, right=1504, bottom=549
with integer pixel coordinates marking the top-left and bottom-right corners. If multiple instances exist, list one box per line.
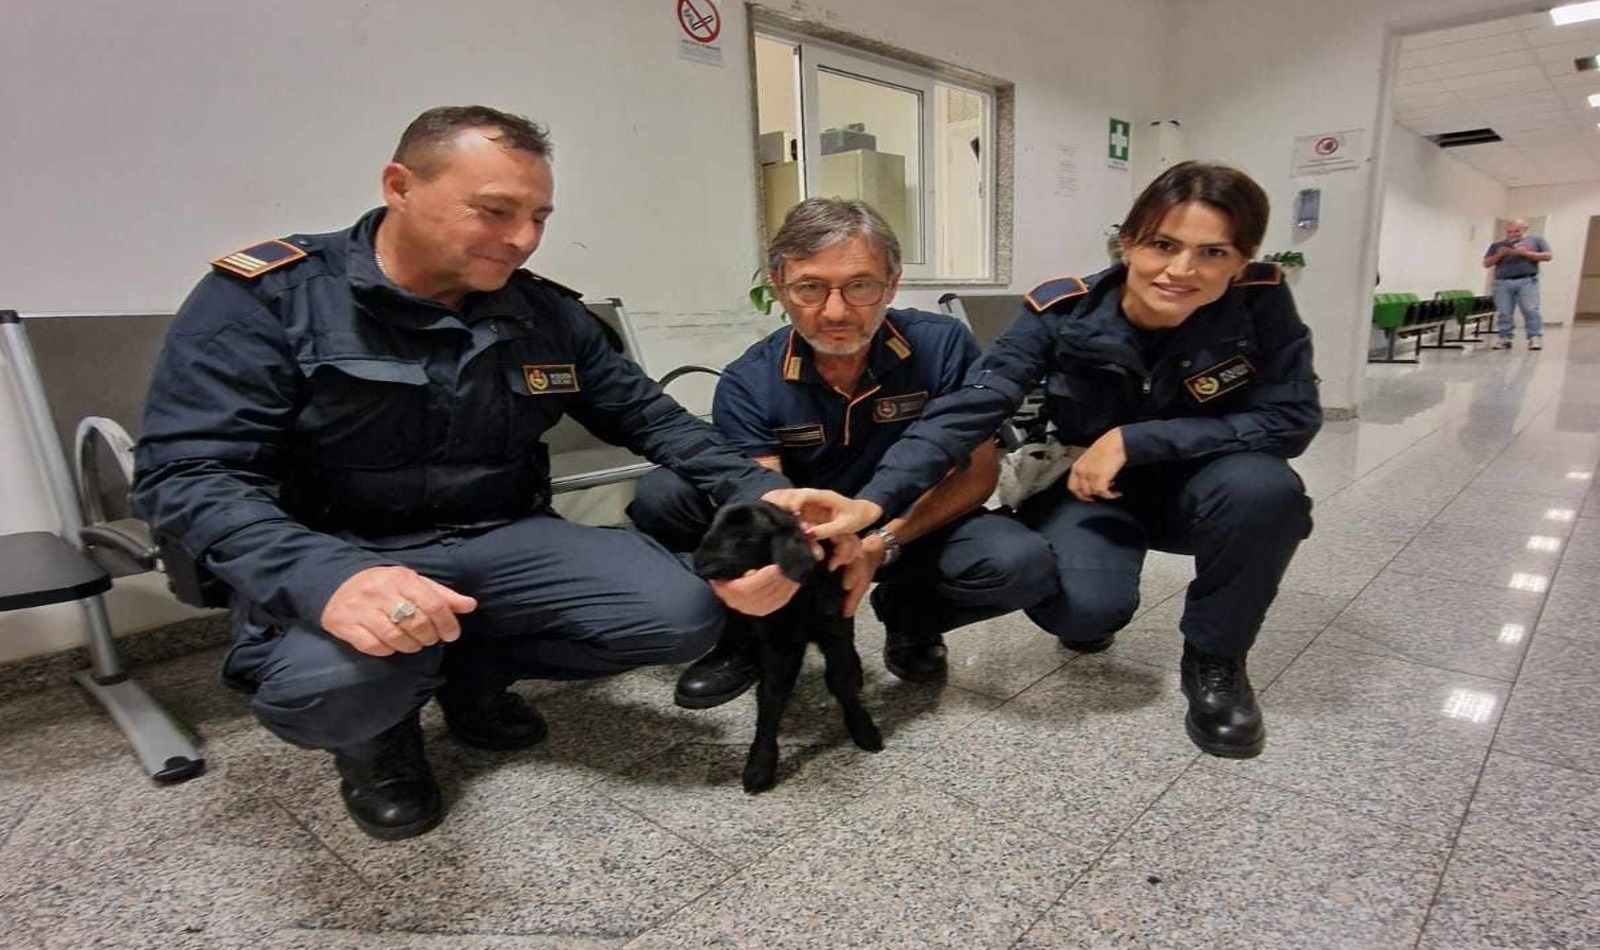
left=3, top=327, right=1598, bottom=949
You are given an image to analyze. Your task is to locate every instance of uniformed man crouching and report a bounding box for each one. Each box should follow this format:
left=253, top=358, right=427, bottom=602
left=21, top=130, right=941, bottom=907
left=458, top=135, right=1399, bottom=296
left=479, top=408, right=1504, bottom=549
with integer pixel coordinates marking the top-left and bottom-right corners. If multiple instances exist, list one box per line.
left=133, top=106, right=845, bottom=839
left=629, top=197, right=1060, bottom=706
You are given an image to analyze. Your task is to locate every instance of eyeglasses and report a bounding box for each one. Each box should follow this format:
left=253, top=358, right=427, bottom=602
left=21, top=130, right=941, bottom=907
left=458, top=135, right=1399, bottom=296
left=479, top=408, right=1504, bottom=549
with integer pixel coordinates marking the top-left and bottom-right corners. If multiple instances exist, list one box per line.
left=780, top=278, right=890, bottom=308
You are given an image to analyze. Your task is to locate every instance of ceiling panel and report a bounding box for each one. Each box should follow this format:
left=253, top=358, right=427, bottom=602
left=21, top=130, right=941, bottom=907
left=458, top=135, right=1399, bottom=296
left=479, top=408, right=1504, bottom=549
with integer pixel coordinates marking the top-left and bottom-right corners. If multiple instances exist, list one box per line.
left=1403, top=32, right=1533, bottom=65
left=1427, top=51, right=1539, bottom=79
left=1393, top=11, right=1600, bottom=188
left=1401, top=18, right=1527, bottom=50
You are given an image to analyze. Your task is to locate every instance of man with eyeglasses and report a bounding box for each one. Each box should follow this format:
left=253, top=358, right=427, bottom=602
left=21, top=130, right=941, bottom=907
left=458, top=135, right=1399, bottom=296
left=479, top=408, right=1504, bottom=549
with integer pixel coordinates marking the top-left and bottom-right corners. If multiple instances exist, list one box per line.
left=630, top=197, right=1057, bottom=707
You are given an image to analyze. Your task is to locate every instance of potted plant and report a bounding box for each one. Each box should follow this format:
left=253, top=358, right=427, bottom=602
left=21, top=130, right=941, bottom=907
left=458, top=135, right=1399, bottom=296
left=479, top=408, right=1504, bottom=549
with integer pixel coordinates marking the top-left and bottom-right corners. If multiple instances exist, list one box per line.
left=749, top=269, right=779, bottom=318
left=1104, top=223, right=1125, bottom=264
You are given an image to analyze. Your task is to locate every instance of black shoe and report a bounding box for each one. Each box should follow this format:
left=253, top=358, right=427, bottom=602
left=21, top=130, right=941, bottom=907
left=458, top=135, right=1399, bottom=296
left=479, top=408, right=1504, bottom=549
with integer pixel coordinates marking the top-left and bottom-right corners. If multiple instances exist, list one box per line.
left=674, top=627, right=758, bottom=709
left=1060, top=635, right=1115, bottom=654
left=872, top=586, right=947, bottom=683
left=439, top=688, right=549, bottom=751
left=334, top=713, right=443, bottom=840
left=1180, top=644, right=1264, bottom=759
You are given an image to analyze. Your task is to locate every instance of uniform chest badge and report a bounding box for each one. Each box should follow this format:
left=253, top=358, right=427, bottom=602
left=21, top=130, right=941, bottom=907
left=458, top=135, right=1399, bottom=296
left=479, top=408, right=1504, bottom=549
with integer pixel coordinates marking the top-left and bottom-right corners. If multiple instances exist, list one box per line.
left=523, top=363, right=580, bottom=395
left=872, top=391, right=928, bottom=423
left=1184, top=356, right=1256, bottom=403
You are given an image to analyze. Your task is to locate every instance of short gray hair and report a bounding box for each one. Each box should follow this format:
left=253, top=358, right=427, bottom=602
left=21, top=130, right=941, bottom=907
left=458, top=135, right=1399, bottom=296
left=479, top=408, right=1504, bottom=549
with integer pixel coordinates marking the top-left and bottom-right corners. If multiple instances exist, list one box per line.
left=767, top=198, right=902, bottom=277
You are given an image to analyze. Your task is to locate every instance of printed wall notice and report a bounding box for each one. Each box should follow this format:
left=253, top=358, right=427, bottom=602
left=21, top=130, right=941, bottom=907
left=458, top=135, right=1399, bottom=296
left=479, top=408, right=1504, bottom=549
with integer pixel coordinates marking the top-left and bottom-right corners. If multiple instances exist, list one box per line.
left=676, top=0, right=723, bottom=66
left=1291, top=129, right=1365, bottom=176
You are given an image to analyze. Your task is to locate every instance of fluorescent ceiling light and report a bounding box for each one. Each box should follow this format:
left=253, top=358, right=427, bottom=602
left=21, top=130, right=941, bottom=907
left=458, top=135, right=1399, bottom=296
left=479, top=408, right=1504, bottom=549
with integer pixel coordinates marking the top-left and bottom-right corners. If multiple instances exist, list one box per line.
left=1553, top=1, right=1600, bottom=26
left=1590, top=93, right=1600, bottom=108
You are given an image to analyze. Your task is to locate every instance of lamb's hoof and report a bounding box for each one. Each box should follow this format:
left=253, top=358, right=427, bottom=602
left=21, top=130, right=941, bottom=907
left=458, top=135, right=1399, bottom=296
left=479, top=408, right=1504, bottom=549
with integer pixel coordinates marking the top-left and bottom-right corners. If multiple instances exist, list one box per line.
left=743, top=748, right=778, bottom=793
left=851, top=722, right=884, bottom=753
left=742, top=766, right=776, bottom=794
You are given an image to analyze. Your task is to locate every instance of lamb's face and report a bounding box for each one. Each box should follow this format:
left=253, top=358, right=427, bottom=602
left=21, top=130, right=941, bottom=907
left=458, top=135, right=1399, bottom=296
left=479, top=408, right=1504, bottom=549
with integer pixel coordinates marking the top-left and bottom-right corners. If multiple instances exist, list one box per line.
left=693, top=502, right=817, bottom=583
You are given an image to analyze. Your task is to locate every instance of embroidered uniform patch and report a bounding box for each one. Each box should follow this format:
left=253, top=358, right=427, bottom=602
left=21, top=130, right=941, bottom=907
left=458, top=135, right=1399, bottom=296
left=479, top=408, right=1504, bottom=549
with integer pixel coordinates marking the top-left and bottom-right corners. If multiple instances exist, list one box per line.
left=872, top=391, right=928, bottom=423
left=1025, top=276, right=1090, bottom=312
left=775, top=423, right=825, bottom=447
left=1184, top=356, right=1256, bottom=403
left=210, top=239, right=307, bottom=279
left=523, top=363, right=580, bottom=395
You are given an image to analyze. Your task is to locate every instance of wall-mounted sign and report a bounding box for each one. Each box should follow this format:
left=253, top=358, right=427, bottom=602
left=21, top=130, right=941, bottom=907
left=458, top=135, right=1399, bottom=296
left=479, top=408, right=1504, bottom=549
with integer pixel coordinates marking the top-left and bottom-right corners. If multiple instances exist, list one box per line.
left=1291, top=129, right=1365, bottom=176
left=676, top=0, right=723, bottom=66
left=1108, top=118, right=1130, bottom=170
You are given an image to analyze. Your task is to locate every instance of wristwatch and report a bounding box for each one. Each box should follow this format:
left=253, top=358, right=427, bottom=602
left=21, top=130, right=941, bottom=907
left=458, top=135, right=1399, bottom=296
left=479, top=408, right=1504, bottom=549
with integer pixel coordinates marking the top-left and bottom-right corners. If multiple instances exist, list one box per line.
left=868, top=527, right=902, bottom=566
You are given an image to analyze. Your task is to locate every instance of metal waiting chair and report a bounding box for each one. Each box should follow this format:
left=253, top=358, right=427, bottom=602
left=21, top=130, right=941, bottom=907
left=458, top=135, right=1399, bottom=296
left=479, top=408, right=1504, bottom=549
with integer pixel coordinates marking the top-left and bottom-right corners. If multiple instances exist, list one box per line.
left=937, top=292, right=1047, bottom=446
left=0, top=310, right=204, bottom=783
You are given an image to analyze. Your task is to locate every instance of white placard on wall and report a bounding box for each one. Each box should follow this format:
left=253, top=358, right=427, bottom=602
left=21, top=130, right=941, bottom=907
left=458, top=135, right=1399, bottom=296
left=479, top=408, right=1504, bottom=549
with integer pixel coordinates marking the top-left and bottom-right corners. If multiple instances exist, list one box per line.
left=1291, top=129, right=1366, bottom=176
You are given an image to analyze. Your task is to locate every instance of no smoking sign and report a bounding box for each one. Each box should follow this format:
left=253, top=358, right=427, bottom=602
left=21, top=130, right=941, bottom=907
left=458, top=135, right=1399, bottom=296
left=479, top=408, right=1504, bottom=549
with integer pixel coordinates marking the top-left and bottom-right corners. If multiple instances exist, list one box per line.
left=676, top=0, right=724, bottom=65
left=678, top=0, right=721, bottom=43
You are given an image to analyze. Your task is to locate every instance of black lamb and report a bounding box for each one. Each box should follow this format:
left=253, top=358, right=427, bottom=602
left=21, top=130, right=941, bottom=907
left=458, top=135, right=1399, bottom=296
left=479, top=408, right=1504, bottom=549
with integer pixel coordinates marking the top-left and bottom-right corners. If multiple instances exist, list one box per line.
left=692, top=501, right=884, bottom=793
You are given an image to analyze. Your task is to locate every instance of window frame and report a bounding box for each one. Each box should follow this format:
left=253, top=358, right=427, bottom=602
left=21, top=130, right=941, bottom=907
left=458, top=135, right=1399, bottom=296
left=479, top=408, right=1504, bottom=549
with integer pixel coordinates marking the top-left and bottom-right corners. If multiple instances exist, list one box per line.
left=749, top=6, right=1013, bottom=286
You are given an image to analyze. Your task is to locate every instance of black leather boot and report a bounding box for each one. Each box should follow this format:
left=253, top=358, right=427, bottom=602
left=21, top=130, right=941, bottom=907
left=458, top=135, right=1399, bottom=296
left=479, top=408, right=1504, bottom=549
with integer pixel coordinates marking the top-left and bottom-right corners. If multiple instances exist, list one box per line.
left=333, top=713, right=443, bottom=840
left=438, top=686, right=549, bottom=751
left=1060, top=634, right=1116, bottom=653
left=674, top=617, right=758, bottom=709
left=1180, top=644, right=1265, bottom=758
left=872, top=585, right=947, bottom=683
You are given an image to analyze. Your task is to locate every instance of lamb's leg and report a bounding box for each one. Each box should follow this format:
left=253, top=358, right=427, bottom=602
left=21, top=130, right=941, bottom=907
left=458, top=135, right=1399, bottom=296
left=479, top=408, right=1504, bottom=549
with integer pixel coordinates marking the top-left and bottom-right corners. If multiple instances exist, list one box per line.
left=818, top=620, right=883, bottom=753
left=744, top=639, right=805, bottom=793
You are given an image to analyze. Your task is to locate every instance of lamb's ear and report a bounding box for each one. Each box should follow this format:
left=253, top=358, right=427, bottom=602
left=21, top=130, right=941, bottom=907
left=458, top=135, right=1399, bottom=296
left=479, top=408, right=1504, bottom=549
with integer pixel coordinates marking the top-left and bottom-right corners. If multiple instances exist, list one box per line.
left=770, top=528, right=817, bottom=582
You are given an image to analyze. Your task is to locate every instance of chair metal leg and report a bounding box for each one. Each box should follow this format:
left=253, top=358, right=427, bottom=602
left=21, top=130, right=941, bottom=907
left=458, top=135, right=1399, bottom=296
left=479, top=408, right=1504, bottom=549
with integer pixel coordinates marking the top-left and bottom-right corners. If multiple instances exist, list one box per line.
left=74, top=672, right=206, bottom=783
left=75, top=595, right=205, bottom=784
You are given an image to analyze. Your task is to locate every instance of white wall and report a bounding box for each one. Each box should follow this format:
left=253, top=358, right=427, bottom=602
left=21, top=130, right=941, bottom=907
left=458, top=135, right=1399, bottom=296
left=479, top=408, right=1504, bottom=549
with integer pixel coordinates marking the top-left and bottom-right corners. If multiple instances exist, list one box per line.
left=1501, top=181, right=1600, bottom=325
left=1167, top=0, right=1532, bottom=414
left=0, top=0, right=1169, bottom=662
left=1378, top=122, right=1507, bottom=296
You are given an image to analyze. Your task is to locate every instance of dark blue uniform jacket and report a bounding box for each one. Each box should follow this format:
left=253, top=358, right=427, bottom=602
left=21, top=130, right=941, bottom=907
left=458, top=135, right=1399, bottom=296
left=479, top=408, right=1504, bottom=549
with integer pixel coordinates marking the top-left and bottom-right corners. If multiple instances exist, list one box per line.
left=133, top=209, right=788, bottom=625
left=714, top=309, right=980, bottom=495
left=857, top=262, right=1322, bottom=516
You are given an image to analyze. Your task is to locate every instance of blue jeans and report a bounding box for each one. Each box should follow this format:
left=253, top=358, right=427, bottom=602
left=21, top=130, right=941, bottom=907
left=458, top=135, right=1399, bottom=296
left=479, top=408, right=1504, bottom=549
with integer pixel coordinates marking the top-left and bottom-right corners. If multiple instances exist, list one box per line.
left=1493, top=276, right=1543, bottom=341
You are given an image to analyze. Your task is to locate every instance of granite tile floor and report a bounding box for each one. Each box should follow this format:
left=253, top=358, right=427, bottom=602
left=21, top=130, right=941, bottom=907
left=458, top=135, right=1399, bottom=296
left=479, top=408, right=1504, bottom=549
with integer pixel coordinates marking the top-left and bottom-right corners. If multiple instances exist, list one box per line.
left=3, top=327, right=1599, bottom=949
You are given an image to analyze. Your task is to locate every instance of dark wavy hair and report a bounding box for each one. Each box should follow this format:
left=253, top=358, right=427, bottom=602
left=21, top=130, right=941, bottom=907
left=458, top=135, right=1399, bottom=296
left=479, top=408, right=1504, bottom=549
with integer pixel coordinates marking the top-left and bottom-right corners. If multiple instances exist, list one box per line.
left=1119, top=161, right=1270, bottom=258
left=392, top=105, right=551, bottom=179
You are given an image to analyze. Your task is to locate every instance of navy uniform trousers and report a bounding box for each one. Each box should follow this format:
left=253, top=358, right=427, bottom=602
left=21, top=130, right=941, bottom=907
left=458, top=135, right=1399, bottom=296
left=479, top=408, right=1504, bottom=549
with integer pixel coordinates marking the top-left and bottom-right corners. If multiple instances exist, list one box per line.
left=223, top=512, right=722, bottom=751
left=1017, top=451, right=1313, bottom=657
left=629, top=467, right=1060, bottom=634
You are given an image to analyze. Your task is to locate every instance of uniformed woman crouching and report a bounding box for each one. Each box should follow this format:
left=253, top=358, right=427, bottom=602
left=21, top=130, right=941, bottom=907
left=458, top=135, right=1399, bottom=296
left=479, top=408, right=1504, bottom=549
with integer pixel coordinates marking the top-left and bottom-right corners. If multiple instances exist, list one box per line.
left=806, top=161, right=1320, bottom=757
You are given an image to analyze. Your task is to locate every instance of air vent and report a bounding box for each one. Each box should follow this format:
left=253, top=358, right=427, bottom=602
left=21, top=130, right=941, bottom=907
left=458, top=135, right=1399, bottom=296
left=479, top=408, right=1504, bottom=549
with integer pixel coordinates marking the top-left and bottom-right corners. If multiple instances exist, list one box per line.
left=1427, top=128, right=1503, bottom=148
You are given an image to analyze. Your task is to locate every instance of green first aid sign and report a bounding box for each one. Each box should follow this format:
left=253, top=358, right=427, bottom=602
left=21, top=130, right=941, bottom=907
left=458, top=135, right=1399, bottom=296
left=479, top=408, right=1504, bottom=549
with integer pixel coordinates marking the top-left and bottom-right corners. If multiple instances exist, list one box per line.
left=1109, top=118, right=1130, bottom=167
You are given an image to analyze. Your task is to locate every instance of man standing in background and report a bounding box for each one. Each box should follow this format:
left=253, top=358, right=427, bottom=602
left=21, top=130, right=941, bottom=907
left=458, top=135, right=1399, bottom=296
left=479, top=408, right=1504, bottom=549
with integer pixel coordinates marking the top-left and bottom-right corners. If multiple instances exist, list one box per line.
left=1483, top=218, right=1552, bottom=350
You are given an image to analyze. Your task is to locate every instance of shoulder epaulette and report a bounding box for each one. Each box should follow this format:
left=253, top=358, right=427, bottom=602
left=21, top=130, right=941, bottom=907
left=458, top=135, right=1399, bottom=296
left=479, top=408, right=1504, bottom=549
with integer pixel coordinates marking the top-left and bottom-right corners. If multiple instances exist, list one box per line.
left=528, top=272, right=583, bottom=299
left=1025, top=276, right=1090, bottom=313
left=1234, top=261, right=1282, bottom=287
left=210, top=239, right=308, bottom=280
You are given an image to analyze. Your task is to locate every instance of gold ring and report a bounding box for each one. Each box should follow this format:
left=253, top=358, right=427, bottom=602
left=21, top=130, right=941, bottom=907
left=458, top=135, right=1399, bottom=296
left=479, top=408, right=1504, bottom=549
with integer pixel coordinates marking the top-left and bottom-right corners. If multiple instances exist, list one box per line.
left=387, top=600, right=419, bottom=624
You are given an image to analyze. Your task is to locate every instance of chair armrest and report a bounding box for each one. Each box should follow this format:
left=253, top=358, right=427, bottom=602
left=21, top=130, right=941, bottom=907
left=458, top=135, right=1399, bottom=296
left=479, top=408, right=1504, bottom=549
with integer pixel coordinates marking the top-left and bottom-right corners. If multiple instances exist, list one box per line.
left=551, top=461, right=658, bottom=493
left=80, top=520, right=159, bottom=576
left=657, top=365, right=723, bottom=388
left=75, top=416, right=136, bottom=524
